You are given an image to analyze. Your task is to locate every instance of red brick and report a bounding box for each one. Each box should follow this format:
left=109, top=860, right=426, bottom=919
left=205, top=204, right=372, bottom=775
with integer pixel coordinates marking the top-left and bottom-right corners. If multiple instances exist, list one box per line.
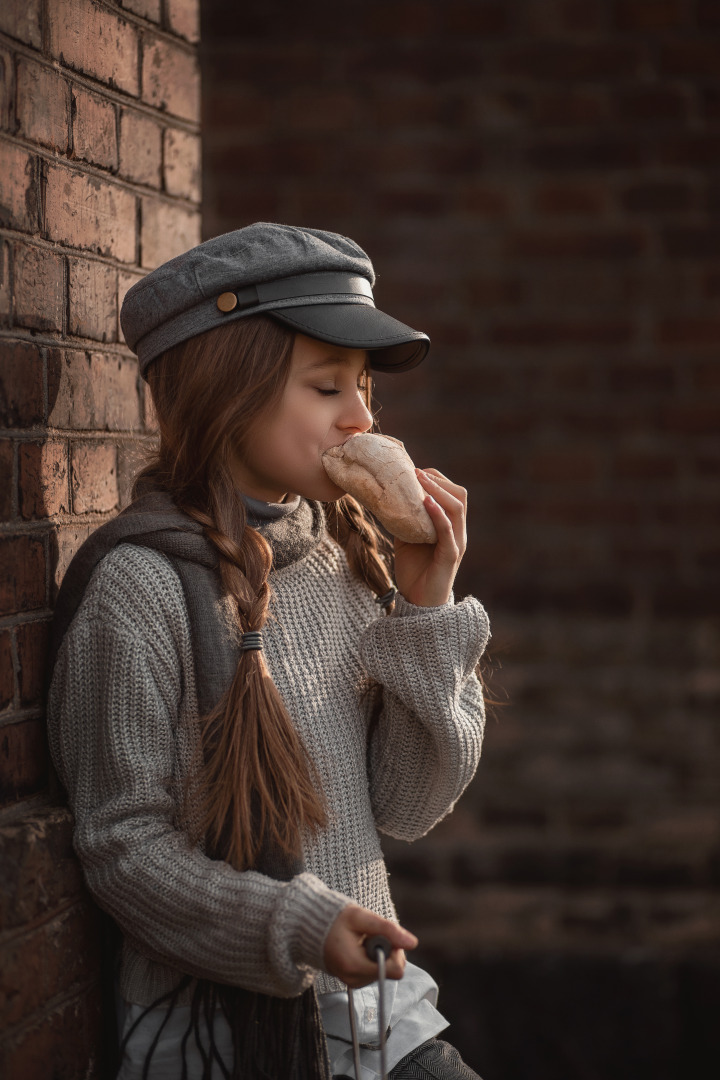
left=45, top=164, right=137, bottom=263
left=613, top=453, right=677, bottom=481
left=120, top=0, right=161, bottom=21
left=530, top=88, right=610, bottom=128
left=489, top=319, right=634, bottom=347
left=48, top=349, right=141, bottom=431
left=698, top=0, right=720, bottom=27
left=72, top=87, right=118, bottom=171
left=19, top=440, right=70, bottom=519
left=0, top=718, right=48, bottom=806
left=614, top=0, right=688, bottom=29
left=68, top=258, right=118, bottom=342
left=508, top=228, right=645, bottom=260
left=0, top=983, right=103, bottom=1080
left=144, top=384, right=158, bottom=432
left=526, top=135, right=644, bottom=171
left=13, top=243, right=65, bottom=333
left=142, top=35, right=200, bottom=122
left=614, top=86, right=689, bottom=125
left=693, top=361, right=720, bottom=391
left=164, top=127, right=201, bottom=200
left=498, top=41, right=644, bottom=81
left=0, top=630, right=13, bottom=711
left=120, top=0, right=160, bottom=21
left=71, top=441, right=118, bottom=513
left=0, top=143, right=39, bottom=233
left=0, top=806, right=82, bottom=930
left=167, top=0, right=200, bottom=43
left=657, top=133, right=720, bottom=169
left=16, top=60, right=70, bottom=153
left=451, top=181, right=508, bottom=217
left=0, top=341, right=44, bottom=428
left=50, top=523, right=93, bottom=596
left=466, top=275, right=525, bottom=307
left=440, top=1, right=507, bottom=34
left=660, top=405, right=720, bottom=435
left=140, top=197, right=200, bottom=269
left=529, top=450, right=600, bottom=484
left=664, top=226, right=720, bottom=260
left=532, top=182, right=608, bottom=217
left=660, top=40, right=720, bottom=77
left=0, top=535, right=46, bottom=614
left=15, top=619, right=49, bottom=707
left=119, top=109, right=162, bottom=187
left=0, top=239, right=9, bottom=324
left=0, top=0, right=42, bottom=49
left=659, top=318, right=720, bottom=346
left=620, top=182, right=693, bottom=214
left=49, top=0, right=139, bottom=96
left=0, top=47, right=13, bottom=133
left=0, top=438, right=14, bottom=519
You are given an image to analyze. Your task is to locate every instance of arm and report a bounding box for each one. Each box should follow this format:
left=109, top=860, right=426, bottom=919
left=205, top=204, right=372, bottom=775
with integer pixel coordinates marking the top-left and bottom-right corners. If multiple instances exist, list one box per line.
left=359, top=590, right=490, bottom=841
left=48, top=601, right=349, bottom=998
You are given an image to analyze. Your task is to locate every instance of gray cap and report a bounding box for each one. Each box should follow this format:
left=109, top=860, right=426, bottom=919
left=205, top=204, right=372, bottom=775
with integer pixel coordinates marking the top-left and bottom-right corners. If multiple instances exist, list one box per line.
left=120, top=222, right=430, bottom=379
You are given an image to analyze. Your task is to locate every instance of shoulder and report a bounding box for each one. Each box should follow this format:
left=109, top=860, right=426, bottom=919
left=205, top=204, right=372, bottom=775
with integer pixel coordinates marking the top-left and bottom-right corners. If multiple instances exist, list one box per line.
left=75, top=542, right=191, bottom=650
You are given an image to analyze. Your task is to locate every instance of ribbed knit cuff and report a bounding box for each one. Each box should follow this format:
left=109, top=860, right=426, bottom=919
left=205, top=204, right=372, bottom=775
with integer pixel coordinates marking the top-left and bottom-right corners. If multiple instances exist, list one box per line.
left=272, top=872, right=351, bottom=977
left=393, top=591, right=455, bottom=616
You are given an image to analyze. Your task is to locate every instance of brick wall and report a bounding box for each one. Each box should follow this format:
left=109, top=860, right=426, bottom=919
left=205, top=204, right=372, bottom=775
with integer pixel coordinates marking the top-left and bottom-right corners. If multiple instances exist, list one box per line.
left=199, top=3, right=720, bottom=1076
left=0, top=1, right=200, bottom=1075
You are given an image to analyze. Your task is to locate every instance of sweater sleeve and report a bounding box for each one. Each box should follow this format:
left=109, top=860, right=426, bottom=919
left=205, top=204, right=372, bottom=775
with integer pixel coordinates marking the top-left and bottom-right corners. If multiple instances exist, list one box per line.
left=47, top=558, right=349, bottom=999
left=358, top=590, right=490, bottom=841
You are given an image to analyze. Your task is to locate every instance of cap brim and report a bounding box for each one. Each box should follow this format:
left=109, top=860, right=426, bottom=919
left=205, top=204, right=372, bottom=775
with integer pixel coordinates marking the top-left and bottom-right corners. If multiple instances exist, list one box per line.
left=269, top=303, right=429, bottom=372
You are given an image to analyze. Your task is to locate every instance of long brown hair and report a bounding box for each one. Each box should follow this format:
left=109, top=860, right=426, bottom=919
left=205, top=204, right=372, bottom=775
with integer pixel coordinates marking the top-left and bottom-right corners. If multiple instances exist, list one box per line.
left=132, top=315, right=395, bottom=871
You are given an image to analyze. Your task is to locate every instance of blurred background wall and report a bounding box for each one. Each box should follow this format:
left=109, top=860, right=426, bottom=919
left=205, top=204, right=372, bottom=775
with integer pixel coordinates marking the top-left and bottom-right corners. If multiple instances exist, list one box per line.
left=199, top=3, right=720, bottom=1077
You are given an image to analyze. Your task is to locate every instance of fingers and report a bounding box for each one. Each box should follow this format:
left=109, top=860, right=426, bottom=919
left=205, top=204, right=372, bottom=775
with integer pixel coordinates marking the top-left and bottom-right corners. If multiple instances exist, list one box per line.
left=323, top=905, right=418, bottom=988
left=415, top=468, right=467, bottom=556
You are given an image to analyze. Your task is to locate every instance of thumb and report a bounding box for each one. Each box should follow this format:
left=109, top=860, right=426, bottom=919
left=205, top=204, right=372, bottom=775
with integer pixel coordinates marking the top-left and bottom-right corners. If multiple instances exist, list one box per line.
left=349, top=909, right=418, bottom=951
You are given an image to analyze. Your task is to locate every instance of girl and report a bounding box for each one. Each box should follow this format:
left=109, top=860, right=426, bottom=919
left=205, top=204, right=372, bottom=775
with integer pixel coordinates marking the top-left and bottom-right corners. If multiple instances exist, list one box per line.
left=47, top=223, right=490, bottom=1080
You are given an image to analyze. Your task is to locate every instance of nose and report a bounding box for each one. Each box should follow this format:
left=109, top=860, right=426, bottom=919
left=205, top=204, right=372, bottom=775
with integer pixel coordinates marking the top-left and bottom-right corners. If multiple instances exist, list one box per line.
left=339, top=389, right=373, bottom=435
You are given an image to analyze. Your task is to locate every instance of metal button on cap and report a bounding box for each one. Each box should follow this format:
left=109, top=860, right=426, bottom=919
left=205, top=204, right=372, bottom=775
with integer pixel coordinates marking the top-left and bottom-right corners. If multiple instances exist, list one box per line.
left=217, top=292, right=238, bottom=313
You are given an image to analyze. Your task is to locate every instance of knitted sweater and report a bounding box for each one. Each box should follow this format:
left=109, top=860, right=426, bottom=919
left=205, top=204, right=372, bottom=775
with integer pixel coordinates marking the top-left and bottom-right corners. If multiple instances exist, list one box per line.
left=47, top=531, right=490, bottom=1006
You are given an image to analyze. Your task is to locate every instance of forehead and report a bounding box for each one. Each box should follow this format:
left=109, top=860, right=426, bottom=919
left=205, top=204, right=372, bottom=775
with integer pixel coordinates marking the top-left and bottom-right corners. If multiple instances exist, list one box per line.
left=291, top=333, right=368, bottom=374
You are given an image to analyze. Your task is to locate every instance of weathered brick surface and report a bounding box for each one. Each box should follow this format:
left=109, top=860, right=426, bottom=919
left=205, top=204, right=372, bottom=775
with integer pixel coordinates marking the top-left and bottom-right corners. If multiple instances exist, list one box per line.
left=0, top=536, right=46, bottom=615
left=19, top=440, right=70, bottom=519
left=118, top=108, right=162, bottom=187
left=0, top=143, right=39, bottom=233
left=0, top=342, right=44, bottom=428
left=140, top=195, right=201, bottom=267
left=0, top=0, right=42, bottom=50
left=70, top=441, right=118, bottom=514
left=48, top=0, right=139, bottom=95
left=71, top=87, right=118, bottom=171
left=164, top=127, right=201, bottom=201
left=13, top=244, right=65, bottom=333
left=142, top=35, right=200, bottom=122
left=1, top=1, right=200, bottom=1072
left=167, top=0, right=200, bottom=43
left=0, top=719, right=49, bottom=806
left=67, top=258, right=118, bottom=342
left=48, top=349, right=141, bottom=431
left=45, top=165, right=136, bottom=263
left=16, top=60, right=70, bottom=153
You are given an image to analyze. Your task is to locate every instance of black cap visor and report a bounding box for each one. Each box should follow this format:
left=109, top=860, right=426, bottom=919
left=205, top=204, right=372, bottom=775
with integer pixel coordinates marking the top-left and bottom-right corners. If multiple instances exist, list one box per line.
left=269, top=302, right=429, bottom=373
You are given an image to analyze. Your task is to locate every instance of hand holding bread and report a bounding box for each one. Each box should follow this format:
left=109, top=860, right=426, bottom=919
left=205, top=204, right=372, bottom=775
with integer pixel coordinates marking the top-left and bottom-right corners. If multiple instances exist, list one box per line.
left=322, top=433, right=468, bottom=607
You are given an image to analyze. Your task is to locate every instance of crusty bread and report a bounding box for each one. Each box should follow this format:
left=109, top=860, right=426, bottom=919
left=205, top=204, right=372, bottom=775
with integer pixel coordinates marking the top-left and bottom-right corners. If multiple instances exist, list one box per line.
left=322, top=433, right=437, bottom=544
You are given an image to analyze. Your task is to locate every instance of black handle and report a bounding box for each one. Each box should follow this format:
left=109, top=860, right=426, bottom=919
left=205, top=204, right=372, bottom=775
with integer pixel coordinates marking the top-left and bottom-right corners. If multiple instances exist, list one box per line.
left=364, top=934, right=392, bottom=962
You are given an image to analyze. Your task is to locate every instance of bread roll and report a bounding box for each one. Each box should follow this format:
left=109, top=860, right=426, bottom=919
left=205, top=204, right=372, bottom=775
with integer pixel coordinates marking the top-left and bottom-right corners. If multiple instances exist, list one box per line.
left=322, top=433, right=437, bottom=544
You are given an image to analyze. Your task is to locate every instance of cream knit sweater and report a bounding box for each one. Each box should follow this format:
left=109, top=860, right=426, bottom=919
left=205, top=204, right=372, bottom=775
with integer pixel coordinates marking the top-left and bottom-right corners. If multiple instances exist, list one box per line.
left=47, top=533, right=489, bottom=1006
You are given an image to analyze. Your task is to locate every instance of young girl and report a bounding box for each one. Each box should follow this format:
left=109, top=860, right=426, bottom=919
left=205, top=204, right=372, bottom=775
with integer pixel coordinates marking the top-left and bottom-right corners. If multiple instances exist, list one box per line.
left=47, top=223, right=490, bottom=1080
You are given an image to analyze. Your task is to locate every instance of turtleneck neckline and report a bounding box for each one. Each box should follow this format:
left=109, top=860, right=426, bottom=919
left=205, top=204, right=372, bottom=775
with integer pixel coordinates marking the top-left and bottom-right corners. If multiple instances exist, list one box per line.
left=240, top=492, right=302, bottom=527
